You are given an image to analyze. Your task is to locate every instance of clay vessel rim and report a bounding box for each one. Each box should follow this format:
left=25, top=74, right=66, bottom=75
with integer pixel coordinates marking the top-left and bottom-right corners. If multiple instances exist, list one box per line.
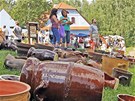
left=0, top=80, right=31, bottom=97
left=113, top=68, right=133, bottom=75
left=0, top=74, right=20, bottom=78
left=117, top=94, right=135, bottom=98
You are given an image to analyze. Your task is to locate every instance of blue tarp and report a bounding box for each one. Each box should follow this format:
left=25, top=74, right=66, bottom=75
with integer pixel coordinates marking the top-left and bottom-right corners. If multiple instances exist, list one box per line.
left=75, top=33, right=89, bottom=37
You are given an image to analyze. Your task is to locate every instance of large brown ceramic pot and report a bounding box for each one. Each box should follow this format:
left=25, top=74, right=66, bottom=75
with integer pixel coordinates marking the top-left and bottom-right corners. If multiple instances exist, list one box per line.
left=20, top=57, right=104, bottom=101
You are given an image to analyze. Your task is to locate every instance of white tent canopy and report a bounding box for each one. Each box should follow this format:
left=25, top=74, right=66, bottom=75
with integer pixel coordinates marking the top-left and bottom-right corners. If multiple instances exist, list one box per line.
left=0, top=9, right=16, bottom=35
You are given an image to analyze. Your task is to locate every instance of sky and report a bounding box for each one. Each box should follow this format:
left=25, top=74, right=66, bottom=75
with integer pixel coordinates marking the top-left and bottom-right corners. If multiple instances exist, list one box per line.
left=87, top=0, right=93, bottom=3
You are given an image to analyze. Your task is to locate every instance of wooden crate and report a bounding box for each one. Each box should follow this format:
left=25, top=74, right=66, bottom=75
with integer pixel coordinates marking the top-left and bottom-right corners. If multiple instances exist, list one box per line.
left=102, top=56, right=129, bottom=76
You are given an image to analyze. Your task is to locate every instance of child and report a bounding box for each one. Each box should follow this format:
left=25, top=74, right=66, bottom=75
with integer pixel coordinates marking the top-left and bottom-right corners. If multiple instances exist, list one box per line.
left=43, top=30, right=50, bottom=43
left=74, top=37, right=79, bottom=49
left=89, top=39, right=96, bottom=50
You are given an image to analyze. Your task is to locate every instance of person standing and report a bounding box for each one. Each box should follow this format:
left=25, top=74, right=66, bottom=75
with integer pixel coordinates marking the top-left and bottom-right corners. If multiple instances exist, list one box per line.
left=60, top=9, right=73, bottom=48
left=13, top=21, right=22, bottom=42
left=89, top=19, right=99, bottom=50
left=49, top=8, right=60, bottom=47
left=3, top=25, right=9, bottom=40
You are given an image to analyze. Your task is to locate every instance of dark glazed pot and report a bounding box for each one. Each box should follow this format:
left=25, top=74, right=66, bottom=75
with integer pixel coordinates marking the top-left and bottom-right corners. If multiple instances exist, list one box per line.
left=4, top=54, right=26, bottom=70
left=113, top=68, right=133, bottom=86
left=16, top=42, right=35, bottom=56
left=20, top=57, right=104, bottom=101
left=35, top=43, right=54, bottom=51
left=117, top=94, right=135, bottom=101
left=0, top=75, right=20, bottom=81
left=27, top=47, right=58, bottom=61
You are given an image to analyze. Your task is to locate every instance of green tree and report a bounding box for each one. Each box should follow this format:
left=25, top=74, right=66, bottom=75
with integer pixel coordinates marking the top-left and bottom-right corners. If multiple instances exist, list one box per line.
left=0, top=0, right=15, bottom=12
left=10, top=0, right=52, bottom=26
left=80, top=0, right=135, bottom=46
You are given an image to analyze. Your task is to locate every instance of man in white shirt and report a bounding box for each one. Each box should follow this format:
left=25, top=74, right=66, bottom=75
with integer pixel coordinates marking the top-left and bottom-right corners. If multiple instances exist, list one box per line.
left=89, top=19, right=99, bottom=50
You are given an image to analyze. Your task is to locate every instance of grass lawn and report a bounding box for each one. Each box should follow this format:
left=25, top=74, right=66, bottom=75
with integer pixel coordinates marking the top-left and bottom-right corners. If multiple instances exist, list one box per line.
left=0, top=49, right=135, bottom=101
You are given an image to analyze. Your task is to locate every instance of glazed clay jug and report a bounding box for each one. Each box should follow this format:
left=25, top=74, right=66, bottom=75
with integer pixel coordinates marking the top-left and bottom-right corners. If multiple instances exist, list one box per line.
left=20, top=57, right=104, bottom=101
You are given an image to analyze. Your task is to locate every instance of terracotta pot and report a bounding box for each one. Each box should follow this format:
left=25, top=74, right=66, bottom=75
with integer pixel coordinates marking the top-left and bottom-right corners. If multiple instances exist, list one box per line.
left=113, top=68, right=133, bottom=86
left=20, top=57, right=104, bottom=101
left=117, top=94, right=135, bottom=101
left=0, top=75, right=20, bottom=81
left=0, top=80, right=30, bottom=101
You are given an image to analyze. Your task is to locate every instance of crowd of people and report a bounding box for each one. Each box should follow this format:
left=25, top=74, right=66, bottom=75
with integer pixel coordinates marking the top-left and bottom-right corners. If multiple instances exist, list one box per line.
left=0, top=8, right=126, bottom=53
left=48, top=8, right=100, bottom=50
left=48, top=8, right=126, bottom=52
left=102, top=35, right=126, bottom=52
left=0, top=21, right=22, bottom=43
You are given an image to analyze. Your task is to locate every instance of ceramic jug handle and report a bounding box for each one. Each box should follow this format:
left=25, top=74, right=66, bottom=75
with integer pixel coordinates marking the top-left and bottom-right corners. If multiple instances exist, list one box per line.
left=33, top=81, right=49, bottom=101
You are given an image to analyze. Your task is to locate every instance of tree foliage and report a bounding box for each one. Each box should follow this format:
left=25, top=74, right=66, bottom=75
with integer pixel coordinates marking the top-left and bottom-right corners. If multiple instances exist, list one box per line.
left=10, top=0, right=52, bottom=26
left=80, top=0, right=135, bottom=46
